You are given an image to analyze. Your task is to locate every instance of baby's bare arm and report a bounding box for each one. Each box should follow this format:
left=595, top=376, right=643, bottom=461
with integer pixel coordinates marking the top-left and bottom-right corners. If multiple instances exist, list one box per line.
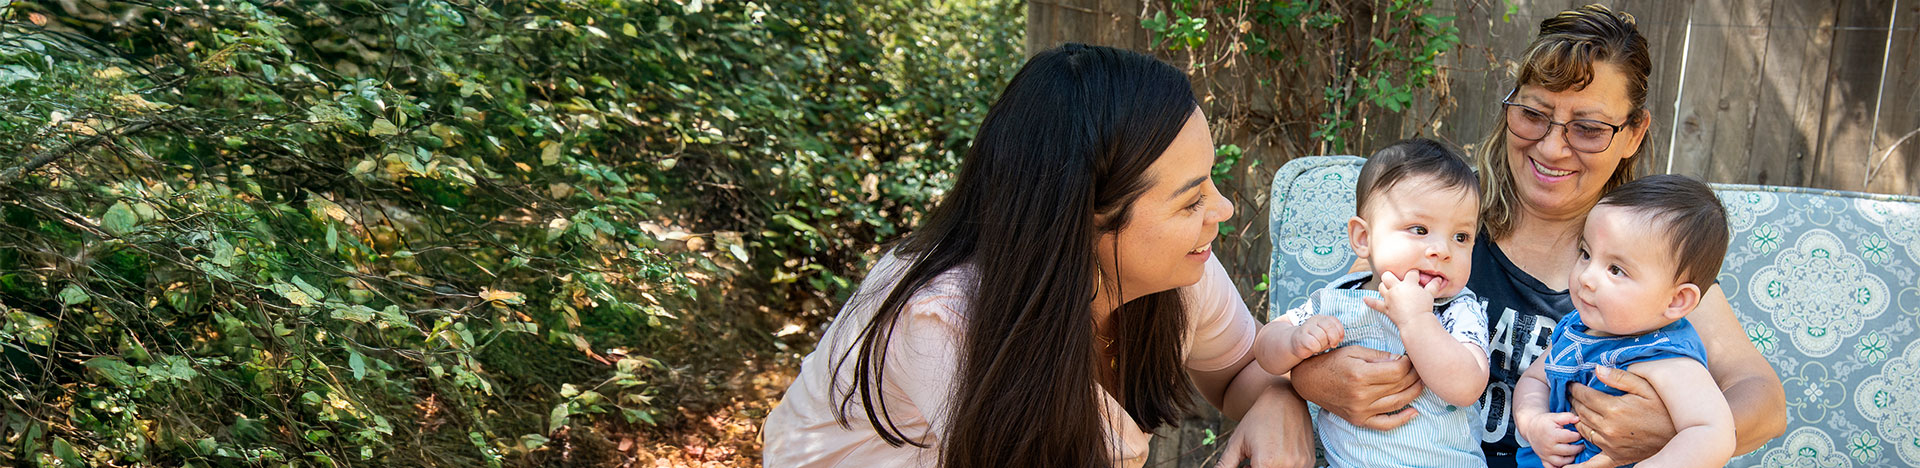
left=1254, top=315, right=1343, bottom=377
left=1627, top=358, right=1735, bottom=468
left=1396, top=315, right=1488, bottom=406
left=1513, top=353, right=1553, bottom=434
left=1367, top=270, right=1487, bottom=406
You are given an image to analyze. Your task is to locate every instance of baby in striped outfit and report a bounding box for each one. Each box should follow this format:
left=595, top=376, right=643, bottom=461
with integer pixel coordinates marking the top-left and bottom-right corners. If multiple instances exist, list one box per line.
left=1255, top=138, right=1490, bottom=467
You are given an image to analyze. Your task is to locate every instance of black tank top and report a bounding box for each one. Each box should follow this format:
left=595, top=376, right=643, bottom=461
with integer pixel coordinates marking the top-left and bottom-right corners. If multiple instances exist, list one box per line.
left=1469, top=231, right=1575, bottom=468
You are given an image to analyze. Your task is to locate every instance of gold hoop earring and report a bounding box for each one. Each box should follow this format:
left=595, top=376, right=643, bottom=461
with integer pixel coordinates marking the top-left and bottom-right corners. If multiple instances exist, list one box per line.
left=1092, top=269, right=1104, bottom=301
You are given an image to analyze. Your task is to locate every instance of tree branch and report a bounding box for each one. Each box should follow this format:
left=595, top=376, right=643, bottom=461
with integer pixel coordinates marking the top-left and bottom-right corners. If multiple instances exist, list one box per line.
left=0, top=118, right=164, bottom=185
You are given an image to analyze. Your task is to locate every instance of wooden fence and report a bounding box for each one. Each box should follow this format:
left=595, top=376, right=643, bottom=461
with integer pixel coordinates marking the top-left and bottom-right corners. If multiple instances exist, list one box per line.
left=1028, top=1, right=1917, bottom=466
left=1031, top=0, right=1918, bottom=193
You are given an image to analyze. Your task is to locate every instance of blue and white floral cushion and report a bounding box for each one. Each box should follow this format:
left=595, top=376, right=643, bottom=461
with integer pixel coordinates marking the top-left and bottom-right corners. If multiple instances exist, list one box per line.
left=1266, top=156, right=1920, bottom=467
left=1266, top=156, right=1363, bottom=314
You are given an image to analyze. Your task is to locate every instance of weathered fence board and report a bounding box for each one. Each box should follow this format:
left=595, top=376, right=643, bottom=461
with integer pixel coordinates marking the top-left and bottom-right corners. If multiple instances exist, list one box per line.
left=1852, top=0, right=1918, bottom=194
left=1742, top=0, right=1838, bottom=188
left=1677, top=0, right=1773, bottom=183
left=1811, top=0, right=1909, bottom=192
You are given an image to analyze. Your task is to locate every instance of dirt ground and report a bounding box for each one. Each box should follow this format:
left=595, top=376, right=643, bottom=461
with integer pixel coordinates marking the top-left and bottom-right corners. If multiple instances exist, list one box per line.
left=540, top=247, right=827, bottom=467
left=632, top=365, right=790, bottom=467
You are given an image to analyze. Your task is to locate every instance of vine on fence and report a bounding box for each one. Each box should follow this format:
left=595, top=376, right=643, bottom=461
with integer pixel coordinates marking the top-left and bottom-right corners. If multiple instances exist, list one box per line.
left=1142, top=0, right=1460, bottom=154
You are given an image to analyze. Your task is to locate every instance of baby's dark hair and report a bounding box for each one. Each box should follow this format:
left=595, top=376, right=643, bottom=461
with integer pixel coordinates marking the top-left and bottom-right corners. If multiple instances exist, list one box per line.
left=1596, top=174, right=1729, bottom=287
left=1355, top=138, right=1480, bottom=217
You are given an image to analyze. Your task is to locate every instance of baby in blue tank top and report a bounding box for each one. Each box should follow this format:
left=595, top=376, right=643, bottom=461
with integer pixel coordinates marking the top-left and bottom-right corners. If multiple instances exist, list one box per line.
left=1256, top=139, right=1490, bottom=467
left=1513, top=175, right=1735, bottom=468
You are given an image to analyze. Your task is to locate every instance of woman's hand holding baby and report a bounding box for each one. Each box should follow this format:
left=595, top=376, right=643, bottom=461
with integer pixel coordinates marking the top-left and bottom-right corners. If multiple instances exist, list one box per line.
left=1567, top=366, right=1676, bottom=465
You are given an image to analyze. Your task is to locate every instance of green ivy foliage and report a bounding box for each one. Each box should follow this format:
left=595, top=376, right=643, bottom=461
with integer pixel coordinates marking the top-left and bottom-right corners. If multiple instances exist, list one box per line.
left=0, top=0, right=1019, bottom=465
left=1142, top=0, right=1460, bottom=154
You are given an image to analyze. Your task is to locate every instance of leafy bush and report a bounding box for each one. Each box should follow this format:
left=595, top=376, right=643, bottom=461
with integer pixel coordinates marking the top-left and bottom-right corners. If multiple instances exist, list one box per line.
left=0, top=0, right=1018, bottom=465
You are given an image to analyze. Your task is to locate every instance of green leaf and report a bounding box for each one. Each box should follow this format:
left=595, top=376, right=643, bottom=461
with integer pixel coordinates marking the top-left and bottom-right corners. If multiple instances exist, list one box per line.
left=210, top=239, right=236, bottom=267
left=292, top=276, right=326, bottom=302
left=775, top=214, right=817, bottom=233
left=84, top=356, right=138, bottom=386
left=274, top=282, right=317, bottom=307
left=7, top=311, right=53, bottom=346
left=52, top=437, right=81, bottom=465
left=0, top=65, right=41, bottom=86
left=330, top=304, right=377, bottom=324
left=622, top=407, right=657, bottom=425
left=349, top=350, right=367, bottom=380
left=232, top=415, right=269, bottom=443
left=155, top=355, right=198, bottom=381
left=103, top=201, right=139, bottom=235
left=520, top=433, right=550, bottom=450
left=369, top=118, right=400, bottom=136
left=1142, top=12, right=1169, bottom=32
left=375, top=306, right=419, bottom=331
left=729, top=243, right=750, bottom=262
left=548, top=403, right=570, bottom=434
left=541, top=141, right=565, bottom=166
left=58, top=284, right=88, bottom=305
left=307, top=451, right=336, bottom=464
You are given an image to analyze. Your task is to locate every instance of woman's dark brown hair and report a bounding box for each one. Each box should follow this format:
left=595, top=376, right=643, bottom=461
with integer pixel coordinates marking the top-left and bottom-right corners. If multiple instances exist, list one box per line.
left=828, top=43, right=1200, bottom=467
left=1478, top=4, right=1653, bottom=238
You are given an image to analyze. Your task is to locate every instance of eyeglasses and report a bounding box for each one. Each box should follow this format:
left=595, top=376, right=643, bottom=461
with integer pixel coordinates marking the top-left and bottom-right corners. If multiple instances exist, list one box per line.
left=1501, top=88, right=1629, bottom=153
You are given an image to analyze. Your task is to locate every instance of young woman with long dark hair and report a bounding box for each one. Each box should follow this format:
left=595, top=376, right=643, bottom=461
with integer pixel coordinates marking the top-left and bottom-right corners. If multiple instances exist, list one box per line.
left=763, top=44, right=1312, bottom=468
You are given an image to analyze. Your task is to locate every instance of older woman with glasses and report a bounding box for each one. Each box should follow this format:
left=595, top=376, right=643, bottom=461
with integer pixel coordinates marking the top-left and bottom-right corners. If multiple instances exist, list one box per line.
left=1286, top=5, right=1786, bottom=467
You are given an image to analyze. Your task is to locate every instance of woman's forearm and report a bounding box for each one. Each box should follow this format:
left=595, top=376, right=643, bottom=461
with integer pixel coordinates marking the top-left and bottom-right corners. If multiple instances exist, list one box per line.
left=1725, top=374, right=1788, bottom=455
left=1691, top=285, right=1785, bottom=455
left=1222, top=360, right=1285, bottom=420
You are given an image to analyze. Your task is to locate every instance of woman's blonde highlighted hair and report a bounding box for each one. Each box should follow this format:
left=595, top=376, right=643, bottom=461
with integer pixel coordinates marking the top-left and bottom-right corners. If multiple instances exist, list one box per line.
left=1477, top=4, right=1653, bottom=239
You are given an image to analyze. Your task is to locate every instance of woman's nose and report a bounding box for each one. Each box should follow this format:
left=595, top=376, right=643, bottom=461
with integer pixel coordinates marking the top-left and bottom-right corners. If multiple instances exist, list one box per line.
left=1536, top=123, right=1577, bottom=158
left=1209, top=194, right=1235, bottom=223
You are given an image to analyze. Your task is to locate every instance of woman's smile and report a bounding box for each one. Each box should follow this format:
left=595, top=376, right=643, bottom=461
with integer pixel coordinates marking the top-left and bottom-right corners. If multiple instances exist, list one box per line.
left=1529, top=157, right=1575, bottom=181
left=1186, top=242, right=1213, bottom=260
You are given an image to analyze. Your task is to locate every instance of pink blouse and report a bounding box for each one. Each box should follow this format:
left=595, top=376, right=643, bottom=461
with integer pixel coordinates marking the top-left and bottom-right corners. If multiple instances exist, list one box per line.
left=762, top=253, right=1257, bottom=467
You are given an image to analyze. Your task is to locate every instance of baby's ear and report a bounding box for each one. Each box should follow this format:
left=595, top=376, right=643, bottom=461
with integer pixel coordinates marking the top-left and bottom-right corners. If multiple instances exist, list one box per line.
left=1347, top=216, right=1370, bottom=258
left=1663, top=282, right=1702, bottom=320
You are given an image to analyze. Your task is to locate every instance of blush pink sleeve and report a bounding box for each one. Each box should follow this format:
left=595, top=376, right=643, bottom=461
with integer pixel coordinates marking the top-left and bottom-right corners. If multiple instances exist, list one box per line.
left=1180, top=256, right=1257, bottom=373
left=879, top=293, right=967, bottom=443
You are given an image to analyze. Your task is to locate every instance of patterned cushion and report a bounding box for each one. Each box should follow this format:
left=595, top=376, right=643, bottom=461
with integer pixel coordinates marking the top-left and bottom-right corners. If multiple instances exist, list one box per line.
left=1266, top=156, right=1920, bottom=467
left=1266, top=156, right=1365, bottom=315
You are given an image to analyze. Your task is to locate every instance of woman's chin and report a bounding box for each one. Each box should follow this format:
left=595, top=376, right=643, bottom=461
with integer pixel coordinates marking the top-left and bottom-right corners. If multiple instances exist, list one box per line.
left=1522, top=189, right=1594, bottom=218
left=1171, top=269, right=1208, bottom=291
